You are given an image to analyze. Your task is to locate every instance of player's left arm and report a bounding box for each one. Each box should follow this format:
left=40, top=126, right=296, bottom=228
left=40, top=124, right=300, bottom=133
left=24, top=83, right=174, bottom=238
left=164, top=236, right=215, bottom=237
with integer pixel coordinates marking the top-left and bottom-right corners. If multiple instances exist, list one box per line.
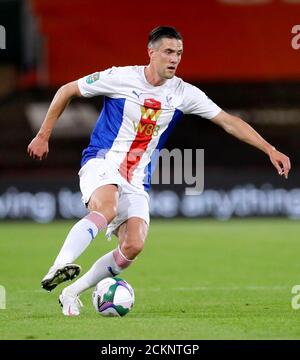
left=211, top=110, right=291, bottom=179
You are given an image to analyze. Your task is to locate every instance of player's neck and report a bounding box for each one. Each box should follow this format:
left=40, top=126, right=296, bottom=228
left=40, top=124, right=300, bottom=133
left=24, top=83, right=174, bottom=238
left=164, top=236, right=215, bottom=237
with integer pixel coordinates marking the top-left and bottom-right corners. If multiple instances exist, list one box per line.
left=144, top=66, right=166, bottom=87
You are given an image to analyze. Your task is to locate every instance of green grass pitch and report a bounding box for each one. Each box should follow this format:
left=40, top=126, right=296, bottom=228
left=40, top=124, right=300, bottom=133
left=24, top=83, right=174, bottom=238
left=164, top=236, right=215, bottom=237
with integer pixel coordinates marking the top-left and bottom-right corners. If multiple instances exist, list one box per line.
left=0, top=219, right=300, bottom=340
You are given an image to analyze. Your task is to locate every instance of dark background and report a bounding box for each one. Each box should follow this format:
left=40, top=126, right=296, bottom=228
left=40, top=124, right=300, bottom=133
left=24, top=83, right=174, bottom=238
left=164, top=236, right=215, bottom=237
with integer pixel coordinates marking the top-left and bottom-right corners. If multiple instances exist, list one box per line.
left=0, top=0, right=299, bottom=221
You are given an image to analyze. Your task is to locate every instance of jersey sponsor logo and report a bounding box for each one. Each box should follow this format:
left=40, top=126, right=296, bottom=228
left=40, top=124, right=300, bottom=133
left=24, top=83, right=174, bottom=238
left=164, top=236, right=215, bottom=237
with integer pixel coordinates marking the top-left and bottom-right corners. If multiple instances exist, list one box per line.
left=86, top=72, right=100, bottom=84
left=141, top=99, right=162, bottom=122
left=132, top=122, right=160, bottom=136
left=120, top=98, right=162, bottom=182
left=141, top=107, right=162, bottom=121
left=144, top=98, right=161, bottom=110
left=132, top=98, right=162, bottom=136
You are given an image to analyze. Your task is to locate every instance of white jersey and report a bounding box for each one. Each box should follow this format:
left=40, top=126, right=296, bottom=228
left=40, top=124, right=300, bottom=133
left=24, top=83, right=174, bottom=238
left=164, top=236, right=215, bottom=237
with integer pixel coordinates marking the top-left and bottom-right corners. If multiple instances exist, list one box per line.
left=77, top=66, right=221, bottom=191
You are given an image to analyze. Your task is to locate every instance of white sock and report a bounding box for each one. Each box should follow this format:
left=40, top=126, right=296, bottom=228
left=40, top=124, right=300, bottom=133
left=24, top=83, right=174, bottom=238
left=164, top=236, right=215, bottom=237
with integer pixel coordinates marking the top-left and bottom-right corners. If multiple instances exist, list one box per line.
left=53, top=211, right=107, bottom=267
left=64, top=247, right=133, bottom=296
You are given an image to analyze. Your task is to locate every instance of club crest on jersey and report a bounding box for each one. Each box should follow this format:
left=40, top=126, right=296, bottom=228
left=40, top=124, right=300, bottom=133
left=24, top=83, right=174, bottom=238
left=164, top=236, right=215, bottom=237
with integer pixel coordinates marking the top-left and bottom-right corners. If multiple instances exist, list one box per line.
left=86, top=72, right=100, bottom=84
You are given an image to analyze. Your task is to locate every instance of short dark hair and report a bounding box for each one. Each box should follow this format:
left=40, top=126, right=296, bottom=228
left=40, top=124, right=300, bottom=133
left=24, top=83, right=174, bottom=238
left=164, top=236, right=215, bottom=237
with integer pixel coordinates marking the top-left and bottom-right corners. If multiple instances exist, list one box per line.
left=148, top=26, right=182, bottom=48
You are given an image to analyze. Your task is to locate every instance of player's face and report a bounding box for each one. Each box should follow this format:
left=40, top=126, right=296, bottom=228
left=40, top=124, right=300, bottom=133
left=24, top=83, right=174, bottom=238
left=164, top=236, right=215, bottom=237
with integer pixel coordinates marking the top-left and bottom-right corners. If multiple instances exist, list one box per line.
left=149, top=38, right=183, bottom=80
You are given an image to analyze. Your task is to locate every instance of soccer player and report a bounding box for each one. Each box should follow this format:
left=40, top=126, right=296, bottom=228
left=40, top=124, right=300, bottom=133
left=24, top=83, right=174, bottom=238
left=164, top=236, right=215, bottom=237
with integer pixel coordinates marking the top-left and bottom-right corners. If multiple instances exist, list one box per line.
left=27, top=26, right=291, bottom=316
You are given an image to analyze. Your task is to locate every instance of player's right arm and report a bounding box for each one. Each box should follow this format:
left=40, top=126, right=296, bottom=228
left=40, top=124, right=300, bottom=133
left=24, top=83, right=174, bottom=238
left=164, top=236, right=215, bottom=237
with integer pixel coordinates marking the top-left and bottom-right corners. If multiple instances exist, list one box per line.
left=27, top=81, right=82, bottom=160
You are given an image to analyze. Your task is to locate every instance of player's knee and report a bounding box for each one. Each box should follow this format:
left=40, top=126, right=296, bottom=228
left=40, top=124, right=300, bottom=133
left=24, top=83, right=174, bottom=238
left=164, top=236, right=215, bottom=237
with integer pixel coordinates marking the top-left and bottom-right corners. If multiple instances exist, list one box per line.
left=101, top=204, right=117, bottom=223
left=105, top=202, right=118, bottom=220
left=88, top=200, right=117, bottom=223
left=121, top=238, right=144, bottom=259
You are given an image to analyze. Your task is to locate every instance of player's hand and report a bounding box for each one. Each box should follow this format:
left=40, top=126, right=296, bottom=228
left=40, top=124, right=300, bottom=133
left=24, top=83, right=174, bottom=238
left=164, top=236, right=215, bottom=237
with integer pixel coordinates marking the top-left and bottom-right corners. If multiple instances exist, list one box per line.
left=27, top=134, right=49, bottom=161
left=268, top=148, right=291, bottom=179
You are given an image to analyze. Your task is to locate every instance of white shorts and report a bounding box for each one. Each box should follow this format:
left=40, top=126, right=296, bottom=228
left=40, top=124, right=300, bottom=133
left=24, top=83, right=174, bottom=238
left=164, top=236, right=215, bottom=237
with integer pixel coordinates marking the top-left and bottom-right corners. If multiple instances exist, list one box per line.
left=78, top=158, right=150, bottom=239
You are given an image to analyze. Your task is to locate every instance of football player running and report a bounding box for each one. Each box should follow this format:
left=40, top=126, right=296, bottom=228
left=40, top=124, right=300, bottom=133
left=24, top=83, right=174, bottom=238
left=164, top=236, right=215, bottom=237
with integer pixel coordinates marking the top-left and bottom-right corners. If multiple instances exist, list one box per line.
left=28, top=26, right=291, bottom=316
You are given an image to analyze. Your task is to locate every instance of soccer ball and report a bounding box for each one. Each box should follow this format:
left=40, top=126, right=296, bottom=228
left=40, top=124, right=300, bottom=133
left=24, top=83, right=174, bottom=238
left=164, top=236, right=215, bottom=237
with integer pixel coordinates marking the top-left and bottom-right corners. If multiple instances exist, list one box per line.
left=92, top=277, right=135, bottom=317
